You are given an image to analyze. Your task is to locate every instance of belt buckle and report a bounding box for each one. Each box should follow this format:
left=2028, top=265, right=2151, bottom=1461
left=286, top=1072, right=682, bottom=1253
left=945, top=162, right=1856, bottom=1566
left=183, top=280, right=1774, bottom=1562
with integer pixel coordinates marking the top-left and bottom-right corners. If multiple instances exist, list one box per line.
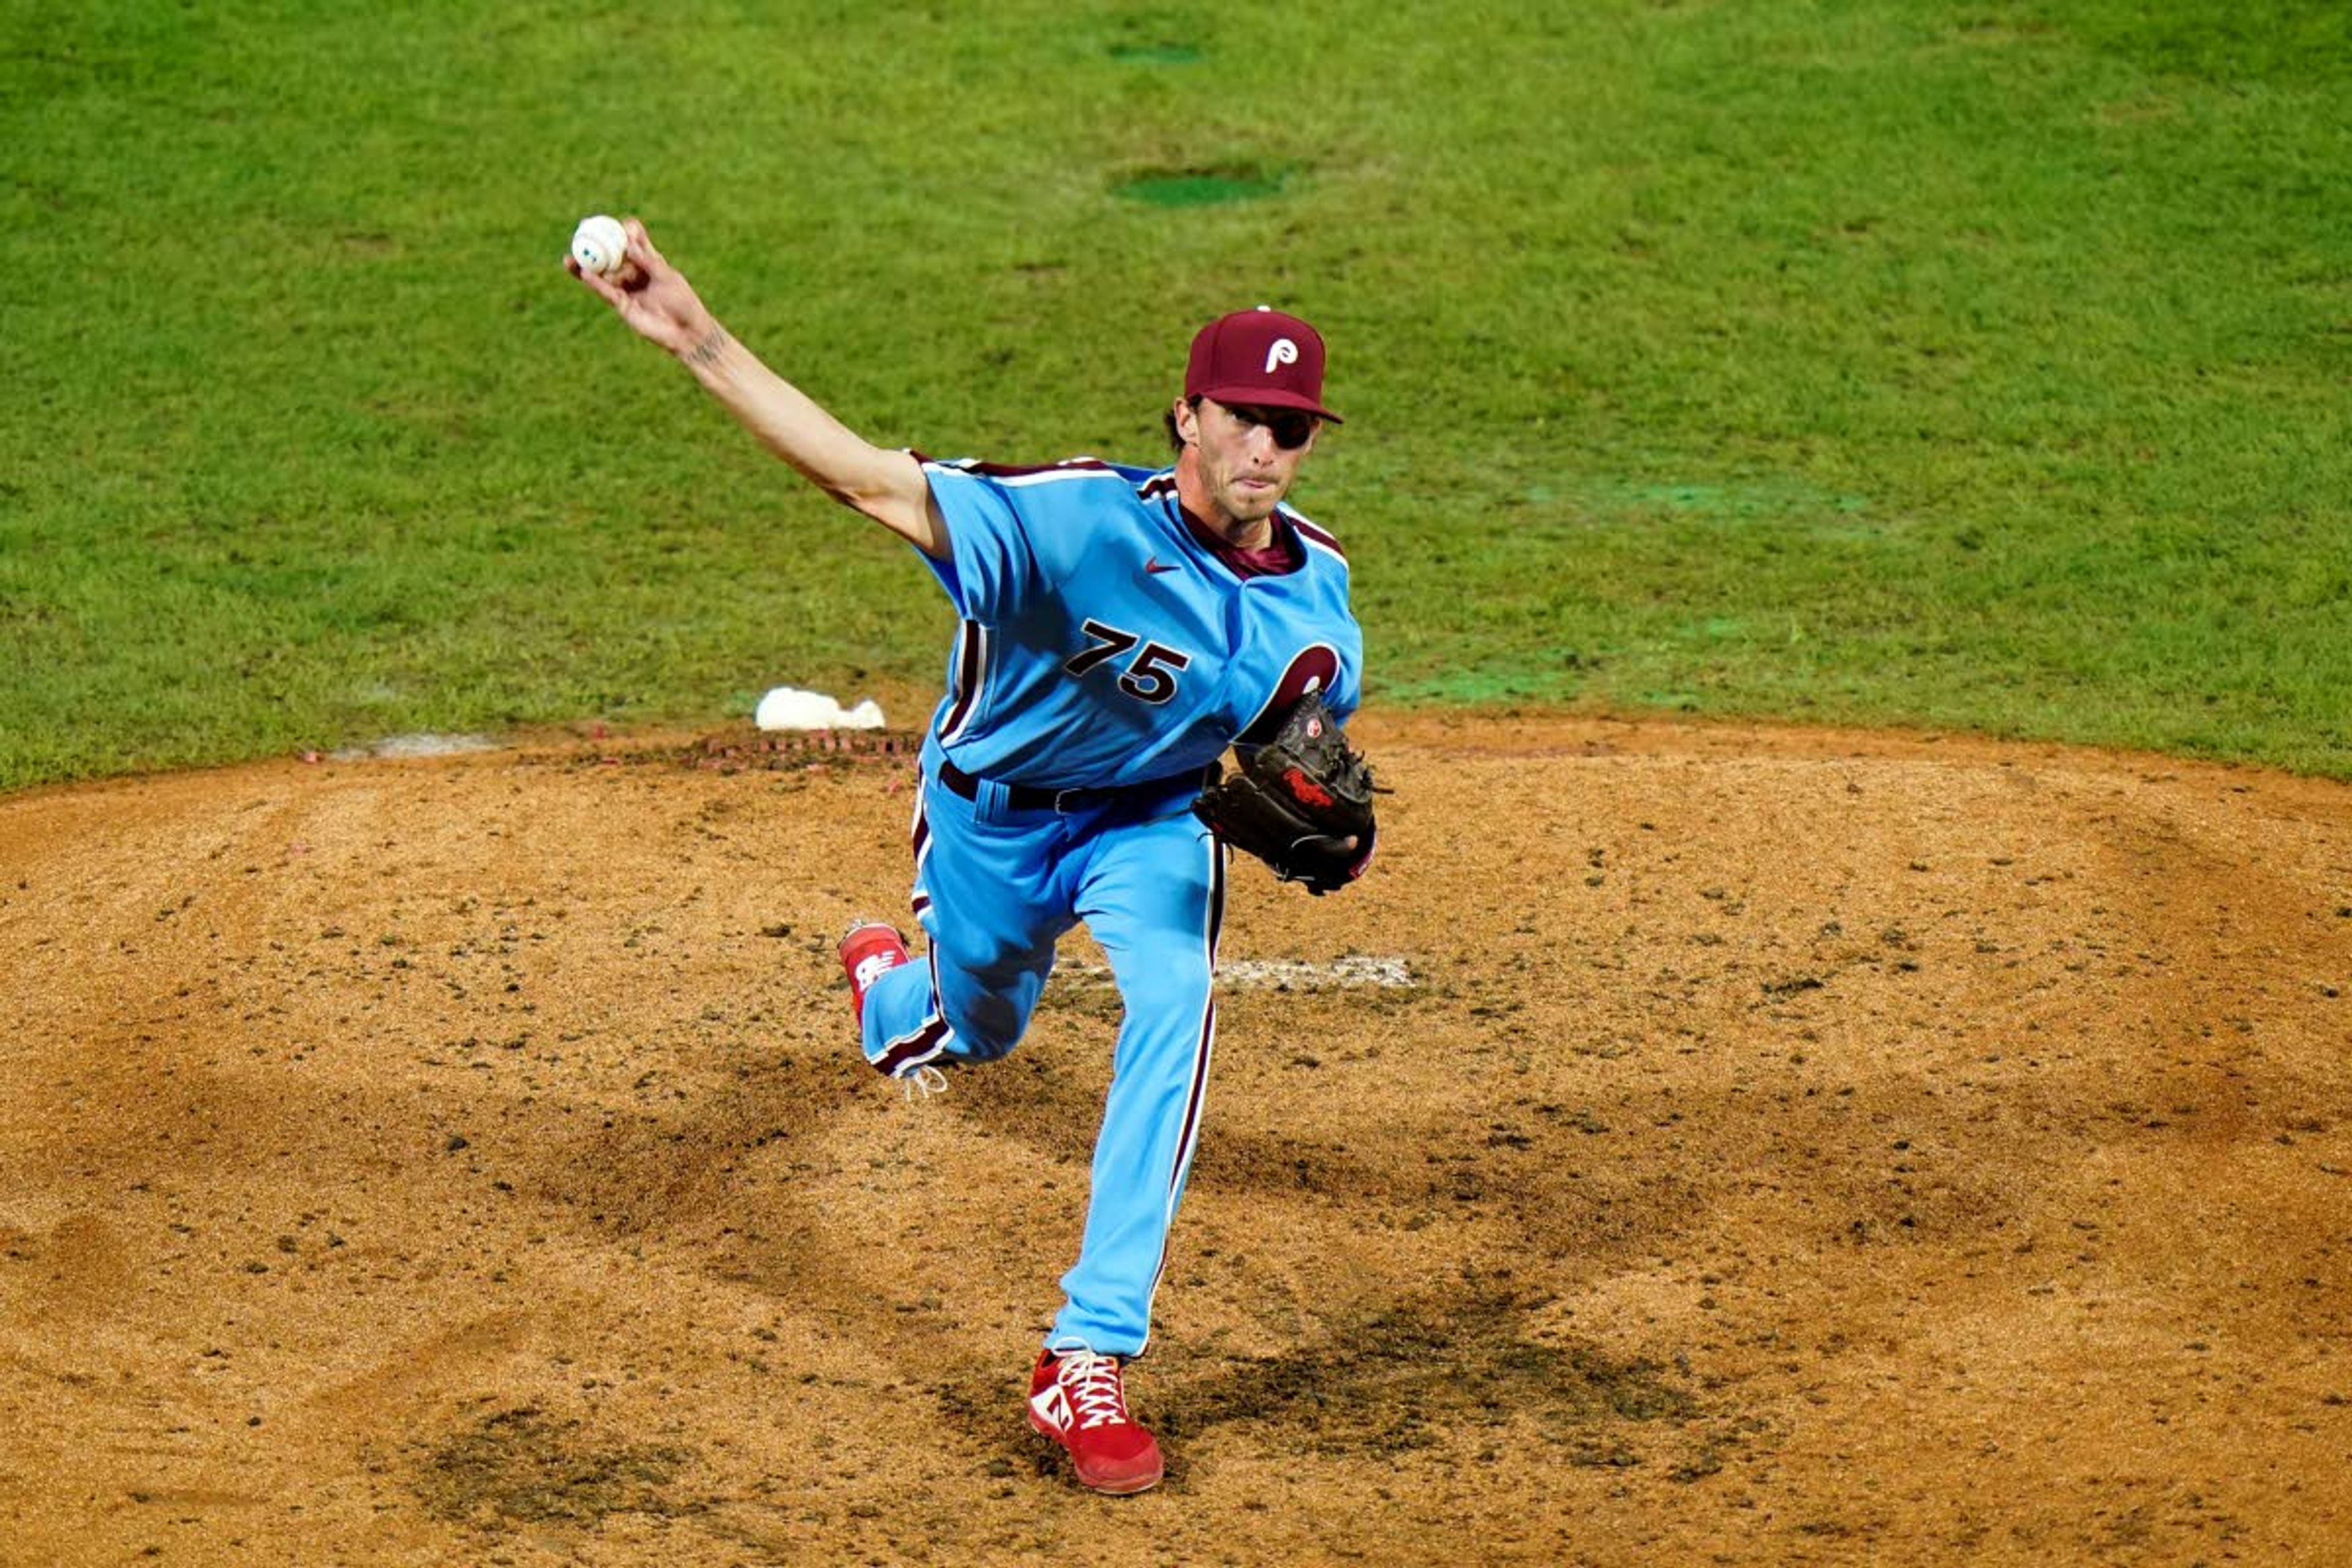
left=1052, top=787, right=1083, bottom=813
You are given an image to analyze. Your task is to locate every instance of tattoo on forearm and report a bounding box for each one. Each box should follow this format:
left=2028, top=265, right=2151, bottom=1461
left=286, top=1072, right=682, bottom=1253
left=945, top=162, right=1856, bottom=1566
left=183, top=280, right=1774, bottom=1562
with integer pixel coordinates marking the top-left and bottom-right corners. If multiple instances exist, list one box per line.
left=683, top=326, right=731, bottom=369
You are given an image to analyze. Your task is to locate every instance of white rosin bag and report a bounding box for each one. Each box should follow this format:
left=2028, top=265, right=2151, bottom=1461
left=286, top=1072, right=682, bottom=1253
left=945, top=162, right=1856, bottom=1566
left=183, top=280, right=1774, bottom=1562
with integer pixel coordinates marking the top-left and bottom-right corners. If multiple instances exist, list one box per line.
left=754, top=687, right=886, bottom=731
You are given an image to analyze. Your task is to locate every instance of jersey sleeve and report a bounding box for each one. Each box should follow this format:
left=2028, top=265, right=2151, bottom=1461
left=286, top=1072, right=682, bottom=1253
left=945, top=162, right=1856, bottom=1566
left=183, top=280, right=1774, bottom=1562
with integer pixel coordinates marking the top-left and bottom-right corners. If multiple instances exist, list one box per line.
left=1325, top=649, right=1363, bottom=727
left=916, top=460, right=1045, bottom=623
left=1283, top=505, right=1363, bottom=727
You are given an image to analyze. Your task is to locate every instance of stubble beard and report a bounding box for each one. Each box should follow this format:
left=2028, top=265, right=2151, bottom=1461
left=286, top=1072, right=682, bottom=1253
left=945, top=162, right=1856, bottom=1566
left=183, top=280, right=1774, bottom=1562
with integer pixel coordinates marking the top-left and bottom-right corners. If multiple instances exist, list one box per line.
left=1218, top=466, right=1286, bottom=533
left=1178, top=439, right=1287, bottom=543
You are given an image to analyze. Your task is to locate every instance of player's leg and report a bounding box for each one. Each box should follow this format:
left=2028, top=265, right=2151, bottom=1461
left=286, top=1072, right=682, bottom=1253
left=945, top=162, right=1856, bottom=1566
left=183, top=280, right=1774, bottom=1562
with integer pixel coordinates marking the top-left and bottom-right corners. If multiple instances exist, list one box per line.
left=1046, top=809, right=1224, bottom=1357
left=858, top=775, right=1077, bottom=1076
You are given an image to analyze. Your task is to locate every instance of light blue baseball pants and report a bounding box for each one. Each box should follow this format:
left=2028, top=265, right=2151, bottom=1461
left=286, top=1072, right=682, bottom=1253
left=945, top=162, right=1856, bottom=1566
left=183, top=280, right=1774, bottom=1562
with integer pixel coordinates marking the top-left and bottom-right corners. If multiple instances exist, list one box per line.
left=859, top=757, right=1225, bottom=1359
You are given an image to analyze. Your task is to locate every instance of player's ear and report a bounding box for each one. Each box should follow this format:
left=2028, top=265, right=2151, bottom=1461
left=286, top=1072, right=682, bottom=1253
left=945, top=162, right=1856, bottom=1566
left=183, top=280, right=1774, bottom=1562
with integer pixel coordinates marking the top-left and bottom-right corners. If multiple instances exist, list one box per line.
left=1170, top=395, right=1200, bottom=445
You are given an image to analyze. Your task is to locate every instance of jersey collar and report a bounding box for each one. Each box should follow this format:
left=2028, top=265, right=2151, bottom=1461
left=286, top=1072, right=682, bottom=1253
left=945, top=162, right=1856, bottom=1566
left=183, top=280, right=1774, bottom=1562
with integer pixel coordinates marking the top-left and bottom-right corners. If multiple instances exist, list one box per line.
left=1171, top=496, right=1305, bottom=579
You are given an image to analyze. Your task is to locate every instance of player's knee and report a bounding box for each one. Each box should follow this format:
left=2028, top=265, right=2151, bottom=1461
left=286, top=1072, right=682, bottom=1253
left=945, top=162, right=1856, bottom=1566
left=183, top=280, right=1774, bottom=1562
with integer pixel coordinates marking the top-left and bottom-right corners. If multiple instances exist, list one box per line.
left=921, top=933, right=1054, bottom=1063
left=941, top=984, right=1032, bottom=1062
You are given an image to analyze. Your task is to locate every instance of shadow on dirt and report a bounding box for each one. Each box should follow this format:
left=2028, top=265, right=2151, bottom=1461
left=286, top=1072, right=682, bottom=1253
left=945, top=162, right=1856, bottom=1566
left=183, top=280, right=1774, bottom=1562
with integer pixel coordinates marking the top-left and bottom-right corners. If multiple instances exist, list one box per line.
left=412, top=1406, right=701, bottom=1528
left=1163, top=1292, right=1698, bottom=1456
left=929, top=1287, right=1769, bottom=1487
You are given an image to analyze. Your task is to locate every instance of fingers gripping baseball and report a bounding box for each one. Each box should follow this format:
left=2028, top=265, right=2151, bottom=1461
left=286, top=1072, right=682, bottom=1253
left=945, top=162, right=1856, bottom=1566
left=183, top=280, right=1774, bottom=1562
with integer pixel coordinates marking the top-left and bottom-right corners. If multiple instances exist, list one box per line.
left=565, top=217, right=719, bottom=359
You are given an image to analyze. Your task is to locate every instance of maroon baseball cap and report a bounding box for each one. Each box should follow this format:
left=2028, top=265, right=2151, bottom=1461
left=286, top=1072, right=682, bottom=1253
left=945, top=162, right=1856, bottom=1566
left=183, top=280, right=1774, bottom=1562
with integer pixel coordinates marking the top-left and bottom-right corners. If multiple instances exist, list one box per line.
left=1184, top=306, right=1343, bottom=423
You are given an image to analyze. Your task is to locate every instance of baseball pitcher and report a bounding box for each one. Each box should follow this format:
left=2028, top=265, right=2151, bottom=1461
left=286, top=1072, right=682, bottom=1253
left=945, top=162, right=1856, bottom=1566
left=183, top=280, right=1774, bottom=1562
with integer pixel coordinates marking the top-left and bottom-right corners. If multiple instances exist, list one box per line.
left=571, top=220, right=1377, bottom=1494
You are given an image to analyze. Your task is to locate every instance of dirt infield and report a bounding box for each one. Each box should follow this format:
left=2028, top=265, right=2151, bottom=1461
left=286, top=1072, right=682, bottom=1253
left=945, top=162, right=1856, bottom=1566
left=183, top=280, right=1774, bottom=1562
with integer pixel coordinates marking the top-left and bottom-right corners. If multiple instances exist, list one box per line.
left=2, top=712, right=2347, bottom=1566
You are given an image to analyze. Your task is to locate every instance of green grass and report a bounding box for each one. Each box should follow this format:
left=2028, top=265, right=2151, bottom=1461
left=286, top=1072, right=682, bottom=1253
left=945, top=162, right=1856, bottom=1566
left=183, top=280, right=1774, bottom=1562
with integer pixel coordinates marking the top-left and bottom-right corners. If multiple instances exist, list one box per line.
left=4, top=0, right=2348, bottom=788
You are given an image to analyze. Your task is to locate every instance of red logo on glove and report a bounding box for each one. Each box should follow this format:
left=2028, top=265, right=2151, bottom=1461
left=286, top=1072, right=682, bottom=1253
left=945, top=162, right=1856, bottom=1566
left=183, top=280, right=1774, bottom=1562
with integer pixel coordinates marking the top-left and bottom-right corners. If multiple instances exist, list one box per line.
left=1283, top=767, right=1335, bottom=808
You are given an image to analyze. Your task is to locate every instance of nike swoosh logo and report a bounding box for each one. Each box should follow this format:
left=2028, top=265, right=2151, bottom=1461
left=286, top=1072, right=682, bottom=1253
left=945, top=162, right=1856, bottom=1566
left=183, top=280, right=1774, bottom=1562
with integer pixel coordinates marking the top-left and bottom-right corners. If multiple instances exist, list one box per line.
left=1143, top=557, right=1180, bottom=575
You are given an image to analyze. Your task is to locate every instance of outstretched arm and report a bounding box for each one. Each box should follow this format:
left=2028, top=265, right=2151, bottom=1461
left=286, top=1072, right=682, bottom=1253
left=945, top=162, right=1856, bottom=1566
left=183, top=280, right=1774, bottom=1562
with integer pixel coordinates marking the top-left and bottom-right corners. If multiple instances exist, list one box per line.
left=567, top=219, right=947, bottom=559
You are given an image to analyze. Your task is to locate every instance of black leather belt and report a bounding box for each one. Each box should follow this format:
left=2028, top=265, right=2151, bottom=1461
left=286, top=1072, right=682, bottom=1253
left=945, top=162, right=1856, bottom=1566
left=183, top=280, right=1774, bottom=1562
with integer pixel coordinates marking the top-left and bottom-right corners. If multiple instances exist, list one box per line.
left=936, top=757, right=1203, bottom=815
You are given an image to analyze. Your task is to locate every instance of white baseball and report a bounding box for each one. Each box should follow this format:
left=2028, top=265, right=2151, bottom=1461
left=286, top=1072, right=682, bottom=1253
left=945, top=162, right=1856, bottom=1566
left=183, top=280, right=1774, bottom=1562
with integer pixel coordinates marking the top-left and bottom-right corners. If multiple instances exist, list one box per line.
left=570, top=214, right=628, bottom=279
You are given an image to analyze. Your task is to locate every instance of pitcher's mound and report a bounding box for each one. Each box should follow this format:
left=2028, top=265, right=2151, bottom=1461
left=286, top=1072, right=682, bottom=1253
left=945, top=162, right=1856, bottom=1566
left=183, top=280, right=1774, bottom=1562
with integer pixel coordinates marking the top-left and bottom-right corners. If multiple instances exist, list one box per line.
left=2, top=713, right=2346, bottom=1564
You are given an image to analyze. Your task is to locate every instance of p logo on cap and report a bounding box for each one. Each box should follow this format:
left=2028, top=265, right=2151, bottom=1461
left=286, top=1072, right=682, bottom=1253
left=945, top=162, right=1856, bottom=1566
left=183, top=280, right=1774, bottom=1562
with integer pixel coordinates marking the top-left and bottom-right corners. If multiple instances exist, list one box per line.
left=1265, top=339, right=1299, bottom=374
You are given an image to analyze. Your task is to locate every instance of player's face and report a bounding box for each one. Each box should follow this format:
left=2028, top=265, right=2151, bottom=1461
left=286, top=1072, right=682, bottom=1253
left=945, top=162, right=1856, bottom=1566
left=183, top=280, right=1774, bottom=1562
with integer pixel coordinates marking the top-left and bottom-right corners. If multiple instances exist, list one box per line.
left=1176, top=396, right=1319, bottom=536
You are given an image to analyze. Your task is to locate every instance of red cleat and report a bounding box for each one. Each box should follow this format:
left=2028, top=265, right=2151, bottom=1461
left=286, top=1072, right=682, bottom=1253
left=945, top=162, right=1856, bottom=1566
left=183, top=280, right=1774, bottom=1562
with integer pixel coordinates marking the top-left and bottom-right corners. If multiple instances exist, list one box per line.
left=838, top=921, right=910, bottom=1025
left=1027, top=1347, right=1164, bottom=1496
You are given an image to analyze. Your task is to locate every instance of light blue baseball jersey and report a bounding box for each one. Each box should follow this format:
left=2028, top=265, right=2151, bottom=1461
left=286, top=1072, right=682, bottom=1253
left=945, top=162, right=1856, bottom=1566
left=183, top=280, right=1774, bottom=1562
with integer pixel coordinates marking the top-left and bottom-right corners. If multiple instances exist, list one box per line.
left=916, top=458, right=1362, bottom=786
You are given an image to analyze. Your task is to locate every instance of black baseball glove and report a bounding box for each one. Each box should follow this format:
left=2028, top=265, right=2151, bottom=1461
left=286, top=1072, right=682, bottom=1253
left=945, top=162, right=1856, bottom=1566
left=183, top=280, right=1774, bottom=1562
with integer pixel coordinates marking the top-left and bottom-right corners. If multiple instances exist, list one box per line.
left=1192, top=695, right=1379, bottom=894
